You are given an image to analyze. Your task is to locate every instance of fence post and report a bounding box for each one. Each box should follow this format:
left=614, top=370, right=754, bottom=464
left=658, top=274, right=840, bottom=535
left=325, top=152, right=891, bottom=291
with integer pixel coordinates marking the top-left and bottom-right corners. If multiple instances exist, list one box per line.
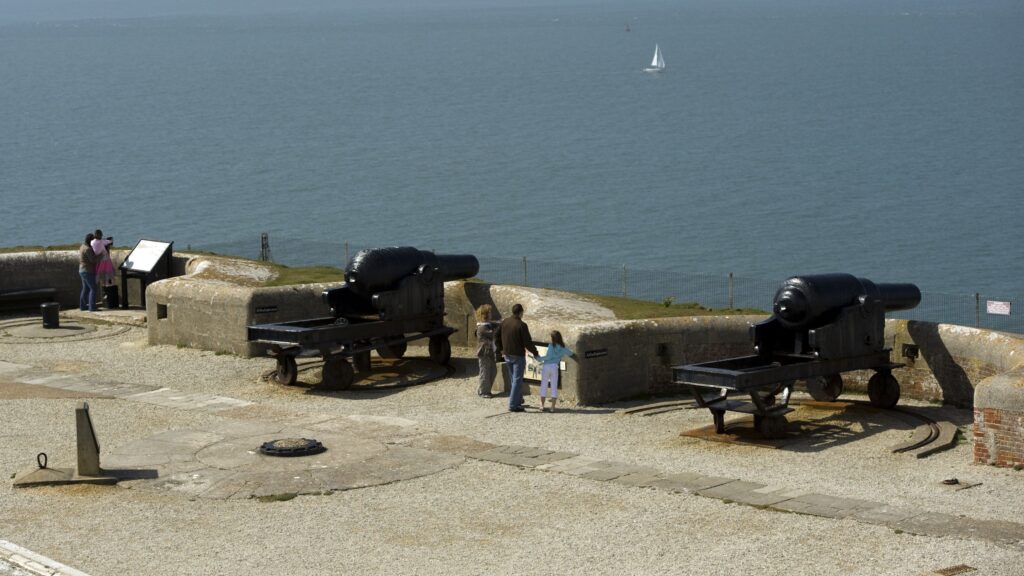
left=975, top=293, right=981, bottom=328
left=728, top=272, right=734, bottom=309
left=622, top=265, right=627, bottom=297
left=259, top=232, right=272, bottom=262
left=523, top=256, right=528, bottom=286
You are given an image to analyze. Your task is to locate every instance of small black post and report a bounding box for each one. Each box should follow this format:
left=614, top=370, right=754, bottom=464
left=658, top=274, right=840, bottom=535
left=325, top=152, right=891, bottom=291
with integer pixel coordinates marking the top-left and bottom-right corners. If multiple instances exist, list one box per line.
left=259, top=233, right=272, bottom=262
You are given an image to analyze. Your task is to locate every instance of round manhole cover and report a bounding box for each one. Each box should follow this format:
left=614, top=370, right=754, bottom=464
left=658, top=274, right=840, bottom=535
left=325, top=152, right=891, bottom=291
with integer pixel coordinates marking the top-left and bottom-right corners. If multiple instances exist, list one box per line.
left=259, top=438, right=326, bottom=457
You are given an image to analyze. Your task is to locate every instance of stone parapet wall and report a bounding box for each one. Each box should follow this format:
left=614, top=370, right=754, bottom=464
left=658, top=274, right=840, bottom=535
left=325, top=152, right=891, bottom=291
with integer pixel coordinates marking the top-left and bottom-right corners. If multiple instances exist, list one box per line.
left=146, top=276, right=334, bottom=357
left=841, top=321, right=1024, bottom=408
left=0, top=249, right=190, bottom=310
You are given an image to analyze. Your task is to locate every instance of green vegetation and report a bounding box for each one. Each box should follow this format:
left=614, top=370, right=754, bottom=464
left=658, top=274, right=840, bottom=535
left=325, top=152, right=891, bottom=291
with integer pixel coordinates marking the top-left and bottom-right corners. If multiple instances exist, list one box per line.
left=583, top=293, right=766, bottom=320
left=263, top=264, right=346, bottom=287
left=0, top=244, right=79, bottom=253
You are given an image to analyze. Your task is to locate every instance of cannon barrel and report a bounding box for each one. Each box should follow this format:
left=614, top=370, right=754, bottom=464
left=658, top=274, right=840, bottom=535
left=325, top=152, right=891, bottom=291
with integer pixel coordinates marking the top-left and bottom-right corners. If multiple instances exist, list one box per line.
left=773, top=273, right=920, bottom=329
left=344, top=247, right=479, bottom=296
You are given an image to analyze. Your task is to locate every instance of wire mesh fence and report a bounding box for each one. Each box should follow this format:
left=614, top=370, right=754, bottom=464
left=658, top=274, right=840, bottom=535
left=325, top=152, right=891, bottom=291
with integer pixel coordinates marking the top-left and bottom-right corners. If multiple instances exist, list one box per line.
left=190, top=236, right=1023, bottom=335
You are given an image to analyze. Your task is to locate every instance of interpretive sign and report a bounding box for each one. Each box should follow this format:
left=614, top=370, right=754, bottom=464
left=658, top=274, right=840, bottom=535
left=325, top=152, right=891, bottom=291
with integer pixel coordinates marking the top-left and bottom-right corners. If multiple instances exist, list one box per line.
left=525, top=343, right=547, bottom=381
left=120, top=239, right=174, bottom=309
left=121, top=240, right=172, bottom=273
left=986, top=300, right=1011, bottom=316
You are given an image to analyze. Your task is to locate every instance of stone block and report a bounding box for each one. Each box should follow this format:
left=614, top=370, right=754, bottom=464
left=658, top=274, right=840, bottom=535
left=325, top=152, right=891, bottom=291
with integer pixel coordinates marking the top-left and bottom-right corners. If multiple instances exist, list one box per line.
left=649, top=472, right=734, bottom=494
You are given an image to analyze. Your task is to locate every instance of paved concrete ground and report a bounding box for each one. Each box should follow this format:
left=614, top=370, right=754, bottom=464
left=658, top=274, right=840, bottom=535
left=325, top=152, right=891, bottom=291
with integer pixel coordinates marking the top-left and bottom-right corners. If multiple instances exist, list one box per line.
left=1, top=311, right=1022, bottom=575
left=6, top=353, right=1023, bottom=545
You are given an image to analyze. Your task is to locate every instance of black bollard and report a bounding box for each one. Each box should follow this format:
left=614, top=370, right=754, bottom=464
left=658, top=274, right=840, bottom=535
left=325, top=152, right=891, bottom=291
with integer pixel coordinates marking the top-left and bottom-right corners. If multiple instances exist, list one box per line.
left=41, top=302, right=60, bottom=329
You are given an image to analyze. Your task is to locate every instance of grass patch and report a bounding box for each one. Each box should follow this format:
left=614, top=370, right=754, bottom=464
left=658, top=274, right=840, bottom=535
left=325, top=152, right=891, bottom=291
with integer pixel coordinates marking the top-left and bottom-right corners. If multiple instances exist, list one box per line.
left=256, top=492, right=298, bottom=503
left=262, top=264, right=346, bottom=287
left=0, top=244, right=80, bottom=253
left=584, top=293, right=766, bottom=320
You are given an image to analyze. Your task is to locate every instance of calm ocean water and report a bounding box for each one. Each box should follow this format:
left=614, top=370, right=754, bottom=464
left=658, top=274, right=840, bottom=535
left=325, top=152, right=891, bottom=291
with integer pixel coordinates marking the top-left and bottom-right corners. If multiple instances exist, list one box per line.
left=1, top=0, right=1022, bottom=296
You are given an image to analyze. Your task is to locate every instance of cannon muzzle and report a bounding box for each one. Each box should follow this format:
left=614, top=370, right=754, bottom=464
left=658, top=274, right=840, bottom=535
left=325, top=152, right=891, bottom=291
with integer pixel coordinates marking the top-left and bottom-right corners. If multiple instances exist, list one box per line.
left=773, top=274, right=920, bottom=329
left=344, top=247, right=479, bottom=296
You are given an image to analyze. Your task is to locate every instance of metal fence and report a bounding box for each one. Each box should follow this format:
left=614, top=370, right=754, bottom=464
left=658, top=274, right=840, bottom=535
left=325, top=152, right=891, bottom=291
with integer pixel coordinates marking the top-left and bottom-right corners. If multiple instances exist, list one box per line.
left=192, top=236, right=1023, bottom=335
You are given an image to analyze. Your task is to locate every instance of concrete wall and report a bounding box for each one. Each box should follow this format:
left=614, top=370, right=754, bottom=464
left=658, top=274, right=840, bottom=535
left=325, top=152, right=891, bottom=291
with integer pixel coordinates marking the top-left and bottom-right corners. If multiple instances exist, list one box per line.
left=146, top=271, right=335, bottom=357
left=444, top=281, right=760, bottom=404
left=0, top=249, right=170, bottom=309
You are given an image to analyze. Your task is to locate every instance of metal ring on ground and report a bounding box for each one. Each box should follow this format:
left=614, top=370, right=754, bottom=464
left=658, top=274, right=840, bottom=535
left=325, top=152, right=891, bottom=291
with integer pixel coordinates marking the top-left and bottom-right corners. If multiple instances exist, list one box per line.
left=258, top=438, right=327, bottom=457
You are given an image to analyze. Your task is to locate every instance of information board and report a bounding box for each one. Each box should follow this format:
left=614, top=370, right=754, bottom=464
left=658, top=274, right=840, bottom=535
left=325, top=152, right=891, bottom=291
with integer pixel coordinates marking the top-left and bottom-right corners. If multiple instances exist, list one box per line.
left=986, top=300, right=1012, bottom=316
left=121, top=240, right=172, bottom=274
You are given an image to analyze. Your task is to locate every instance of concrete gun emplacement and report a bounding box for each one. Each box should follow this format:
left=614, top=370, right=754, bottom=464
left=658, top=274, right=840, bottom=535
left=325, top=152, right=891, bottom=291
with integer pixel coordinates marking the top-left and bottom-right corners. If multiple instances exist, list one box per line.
left=248, top=247, right=479, bottom=390
left=673, top=274, right=921, bottom=438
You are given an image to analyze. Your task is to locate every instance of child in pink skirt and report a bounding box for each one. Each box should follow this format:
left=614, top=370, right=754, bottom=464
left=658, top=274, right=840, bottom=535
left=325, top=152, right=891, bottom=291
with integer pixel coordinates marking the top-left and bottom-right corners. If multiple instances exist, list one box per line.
left=90, top=229, right=115, bottom=288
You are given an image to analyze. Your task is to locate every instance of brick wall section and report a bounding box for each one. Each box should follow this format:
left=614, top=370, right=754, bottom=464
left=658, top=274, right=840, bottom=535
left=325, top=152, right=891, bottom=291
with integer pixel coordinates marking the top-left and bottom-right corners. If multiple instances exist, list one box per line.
left=973, top=408, right=1024, bottom=467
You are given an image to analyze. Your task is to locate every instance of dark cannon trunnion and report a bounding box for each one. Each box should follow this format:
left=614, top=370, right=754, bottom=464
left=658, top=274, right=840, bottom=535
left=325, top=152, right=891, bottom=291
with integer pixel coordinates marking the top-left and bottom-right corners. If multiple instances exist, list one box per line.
left=248, top=247, right=479, bottom=390
left=673, top=274, right=921, bottom=438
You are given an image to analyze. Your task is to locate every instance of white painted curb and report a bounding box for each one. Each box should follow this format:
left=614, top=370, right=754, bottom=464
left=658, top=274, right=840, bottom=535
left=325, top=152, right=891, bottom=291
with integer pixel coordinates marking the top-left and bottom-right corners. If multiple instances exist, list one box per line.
left=0, top=540, right=91, bottom=576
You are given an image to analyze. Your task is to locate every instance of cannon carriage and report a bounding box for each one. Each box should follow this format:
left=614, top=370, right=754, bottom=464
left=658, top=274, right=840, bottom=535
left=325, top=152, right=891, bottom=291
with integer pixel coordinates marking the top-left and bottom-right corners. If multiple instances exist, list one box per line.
left=247, top=247, right=479, bottom=390
left=673, top=274, right=921, bottom=438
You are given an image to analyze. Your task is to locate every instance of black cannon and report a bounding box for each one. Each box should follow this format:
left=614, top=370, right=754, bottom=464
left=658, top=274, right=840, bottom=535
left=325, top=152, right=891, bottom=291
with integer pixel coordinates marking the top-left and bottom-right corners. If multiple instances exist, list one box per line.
left=673, top=274, right=920, bottom=438
left=247, top=247, right=479, bottom=390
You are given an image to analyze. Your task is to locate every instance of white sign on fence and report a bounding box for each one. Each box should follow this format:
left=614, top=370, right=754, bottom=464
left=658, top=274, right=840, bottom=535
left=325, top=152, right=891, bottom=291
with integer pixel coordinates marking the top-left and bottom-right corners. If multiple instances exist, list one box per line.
left=986, top=300, right=1012, bottom=316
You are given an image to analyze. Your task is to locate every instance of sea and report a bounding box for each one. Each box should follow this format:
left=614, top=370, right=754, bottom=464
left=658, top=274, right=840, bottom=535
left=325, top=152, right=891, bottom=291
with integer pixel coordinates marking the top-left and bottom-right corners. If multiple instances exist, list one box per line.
left=1, top=0, right=1022, bottom=299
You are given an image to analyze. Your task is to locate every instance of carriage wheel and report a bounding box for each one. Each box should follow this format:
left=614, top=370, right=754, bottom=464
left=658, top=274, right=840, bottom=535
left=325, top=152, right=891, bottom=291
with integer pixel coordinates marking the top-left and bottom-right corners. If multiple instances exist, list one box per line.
left=428, top=336, right=452, bottom=365
left=868, top=372, right=901, bottom=409
left=759, top=415, right=788, bottom=439
left=353, top=351, right=372, bottom=374
left=807, top=374, right=843, bottom=402
left=272, top=355, right=298, bottom=387
left=378, top=338, right=407, bottom=359
left=320, top=357, right=354, bottom=390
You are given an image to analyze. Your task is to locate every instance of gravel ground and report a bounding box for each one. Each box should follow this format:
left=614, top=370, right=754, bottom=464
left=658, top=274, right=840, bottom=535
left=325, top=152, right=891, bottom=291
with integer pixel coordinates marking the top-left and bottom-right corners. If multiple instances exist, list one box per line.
left=1, top=321, right=1022, bottom=575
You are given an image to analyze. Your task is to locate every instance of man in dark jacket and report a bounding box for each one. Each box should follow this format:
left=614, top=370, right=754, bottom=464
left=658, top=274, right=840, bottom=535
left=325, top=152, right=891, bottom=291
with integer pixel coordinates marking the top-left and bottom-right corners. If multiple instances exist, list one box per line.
left=494, top=303, right=539, bottom=412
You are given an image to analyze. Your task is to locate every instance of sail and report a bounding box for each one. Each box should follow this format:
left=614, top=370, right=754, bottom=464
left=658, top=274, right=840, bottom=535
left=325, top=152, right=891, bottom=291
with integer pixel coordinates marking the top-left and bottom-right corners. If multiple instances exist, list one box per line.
left=645, top=44, right=665, bottom=71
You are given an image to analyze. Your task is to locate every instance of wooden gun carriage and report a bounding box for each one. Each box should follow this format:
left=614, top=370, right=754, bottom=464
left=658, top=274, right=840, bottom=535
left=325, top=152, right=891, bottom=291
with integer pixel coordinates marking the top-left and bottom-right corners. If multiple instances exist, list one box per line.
left=248, top=247, right=478, bottom=390
left=673, top=274, right=921, bottom=438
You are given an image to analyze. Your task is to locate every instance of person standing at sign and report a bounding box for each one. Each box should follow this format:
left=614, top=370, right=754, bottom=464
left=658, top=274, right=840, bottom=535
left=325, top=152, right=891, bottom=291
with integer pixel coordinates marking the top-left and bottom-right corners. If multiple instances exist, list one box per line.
left=494, top=303, right=539, bottom=412
left=78, top=233, right=98, bottom=312
left=474, top=304, right=498, bottom=398
left=90, top=229, right=115, bottom=289
left=535, top=330, right=574, bottom=412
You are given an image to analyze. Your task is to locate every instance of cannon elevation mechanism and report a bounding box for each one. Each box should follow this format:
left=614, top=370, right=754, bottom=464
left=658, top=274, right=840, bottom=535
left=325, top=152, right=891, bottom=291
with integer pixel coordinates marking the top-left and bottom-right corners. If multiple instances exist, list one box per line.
left=247, top=247, right=479, bottom=390
left=673, top=274, right=920, bottom=438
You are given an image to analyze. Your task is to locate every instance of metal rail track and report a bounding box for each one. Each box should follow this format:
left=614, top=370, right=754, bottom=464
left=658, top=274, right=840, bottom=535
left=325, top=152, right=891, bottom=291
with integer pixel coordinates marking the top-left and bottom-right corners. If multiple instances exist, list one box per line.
left=622, top=397, right=953, bottom=456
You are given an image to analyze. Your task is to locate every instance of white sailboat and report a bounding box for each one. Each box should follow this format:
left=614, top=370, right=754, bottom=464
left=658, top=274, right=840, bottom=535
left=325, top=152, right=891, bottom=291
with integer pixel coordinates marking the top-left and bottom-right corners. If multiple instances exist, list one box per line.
left=643, top=44, right=665, bottom=73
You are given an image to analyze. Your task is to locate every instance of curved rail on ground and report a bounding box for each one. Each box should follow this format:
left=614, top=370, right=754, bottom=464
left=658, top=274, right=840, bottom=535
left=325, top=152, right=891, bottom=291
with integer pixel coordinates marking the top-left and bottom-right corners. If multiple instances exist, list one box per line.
left=622, top=397, right=944, bottom=453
